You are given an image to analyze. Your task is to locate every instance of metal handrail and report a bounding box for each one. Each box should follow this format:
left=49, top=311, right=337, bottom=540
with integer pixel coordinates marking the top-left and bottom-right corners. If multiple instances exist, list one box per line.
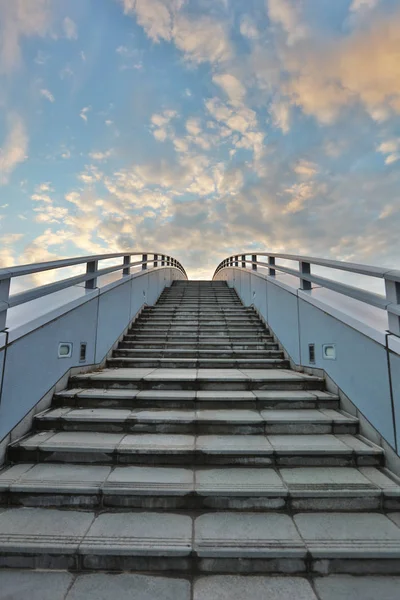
left=0, top=252, right=187, bottom=330
left=213, top=252, right=400, bottom=336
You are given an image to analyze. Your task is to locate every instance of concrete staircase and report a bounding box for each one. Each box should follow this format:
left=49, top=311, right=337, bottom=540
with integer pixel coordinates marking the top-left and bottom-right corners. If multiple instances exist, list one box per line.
left=1, top=280, right=400, bottom=598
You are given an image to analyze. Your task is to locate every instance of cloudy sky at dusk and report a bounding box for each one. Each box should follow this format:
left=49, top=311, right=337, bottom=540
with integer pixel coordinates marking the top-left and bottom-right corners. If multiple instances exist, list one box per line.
left=0, top=0, right=399, bottom=279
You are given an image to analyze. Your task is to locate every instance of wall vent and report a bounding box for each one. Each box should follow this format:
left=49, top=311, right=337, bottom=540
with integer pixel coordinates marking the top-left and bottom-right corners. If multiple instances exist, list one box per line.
left=79, top=343, right=87, bottom=362
left=308, top=344, right=315, bottom=364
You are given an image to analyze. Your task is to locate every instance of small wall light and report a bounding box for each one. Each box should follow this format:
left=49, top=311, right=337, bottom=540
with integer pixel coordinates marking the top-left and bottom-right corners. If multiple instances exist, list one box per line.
left=58, top=342, right=72, bottom=358
left=322, top=344, right=336, bottom=360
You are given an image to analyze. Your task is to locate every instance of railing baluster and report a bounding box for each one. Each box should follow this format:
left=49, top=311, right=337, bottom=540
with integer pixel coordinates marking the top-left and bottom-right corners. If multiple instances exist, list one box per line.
left=268, top=256, right=276, bottom=277
left=85, top=260, right=98, bottom=289
left=0, top=276, right=10, bottom=330
left=123, top=255, right=130, bottom=276
left=252, top=254, right=257, bottom=271
left=154, top=254, right=158, bottom=268
left=235, top=255, right=238, bottom=267
left=300, top=260, right=312, bottom=290
left=142, top=254, right=148, bottom=270
left=385, top=276, right=400, bottom=336
left=242, top=255, right=246, bottom=269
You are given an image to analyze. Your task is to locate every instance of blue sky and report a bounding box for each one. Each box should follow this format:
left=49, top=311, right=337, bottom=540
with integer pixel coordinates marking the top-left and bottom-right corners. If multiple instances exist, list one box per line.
left=0, top=0, right=399, bottom=279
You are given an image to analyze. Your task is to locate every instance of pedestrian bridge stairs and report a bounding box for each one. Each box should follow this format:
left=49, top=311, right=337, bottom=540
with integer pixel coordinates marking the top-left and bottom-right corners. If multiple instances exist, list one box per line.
left=0, top=281, right=400, bottom=598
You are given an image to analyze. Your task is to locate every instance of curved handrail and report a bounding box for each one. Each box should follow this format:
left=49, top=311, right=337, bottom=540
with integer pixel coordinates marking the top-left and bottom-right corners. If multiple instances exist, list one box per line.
left=213, top=252, right=400, bottom=336
left=0, top=252, right=187, bottom=329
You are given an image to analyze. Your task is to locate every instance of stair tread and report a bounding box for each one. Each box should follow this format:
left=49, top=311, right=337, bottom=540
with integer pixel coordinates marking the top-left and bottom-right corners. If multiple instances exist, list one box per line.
left=0, top=508, right=399, bottom=561
left=13, top=431, right=381, bottom=455
left=37, top=407, right=357, bottom=425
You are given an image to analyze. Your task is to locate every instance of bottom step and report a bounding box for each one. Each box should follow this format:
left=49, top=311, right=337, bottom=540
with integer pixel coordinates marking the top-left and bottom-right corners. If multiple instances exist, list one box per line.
left=0, top=571, right=399, bottom=600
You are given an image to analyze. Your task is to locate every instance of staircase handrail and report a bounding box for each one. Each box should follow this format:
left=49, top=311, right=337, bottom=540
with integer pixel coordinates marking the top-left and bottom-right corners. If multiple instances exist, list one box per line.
left=213, top=252, right=400, bottom=336
left=0, top=252, right=187, bottom=330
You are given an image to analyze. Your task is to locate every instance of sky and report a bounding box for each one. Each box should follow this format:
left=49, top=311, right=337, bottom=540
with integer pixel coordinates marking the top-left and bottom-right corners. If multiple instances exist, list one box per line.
left=0, top=0, right=399, bottom=280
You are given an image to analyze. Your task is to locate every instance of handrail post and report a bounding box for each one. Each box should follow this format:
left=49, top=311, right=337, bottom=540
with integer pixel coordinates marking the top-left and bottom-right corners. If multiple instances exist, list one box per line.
left=142, top=254, right=147, bottom=270
left=123, top=255, right=130, bottom=276
left=85, top=260, right=98, bottom=289
left=161, top=255, right=165, bottom=267
left=154, top=254, right=158, bottom=268
left=242, top=255, right=246, bottom=269
left=0, top=276, right=10, bottom=330
left=385, top=276, right=400, bottom=336
left=166, top=256, right=170, bottom=266
left=268, top=256, right=276, bottom=277
left=252, top=254, right=257, bottom=271
left=235, top=255, right=238, bottom=267
left=300, top=260, right=312, bottom=290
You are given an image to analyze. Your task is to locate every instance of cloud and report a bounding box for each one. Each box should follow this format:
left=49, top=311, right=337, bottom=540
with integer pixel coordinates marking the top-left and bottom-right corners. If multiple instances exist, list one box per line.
left=40, top=88, right=55, bottom=103
left=63, top=16, right=78, bottom=40
left=213, top=73, right=246, bottom=106
left=0, top=0, right=52, bottom=73
left=150, top=109, right=177, bottom=141
left=269, top=97, right=291, bottom=133
left=0, top=113, right=28, bottom=185
left=240, top=16, right=259, bottom=40
left=89, top=150, right=113, bottom=161
left=267, top=0, right=308, bottom=45
left=80, top=106, right=91, bottom=122
left=173, top=14, right=232, bottom=64
left=281, top=9, right=400, bottom=123
left=377, top=138, right=400, bottom=164
left=119, top=0, right=231, bottom=64
left=294, top=159, right=318, bottom=179
left=350, top=0, right=380, bottom=14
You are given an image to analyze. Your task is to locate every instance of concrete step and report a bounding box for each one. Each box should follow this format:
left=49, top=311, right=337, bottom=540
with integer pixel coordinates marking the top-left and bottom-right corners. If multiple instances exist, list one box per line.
left=114, top=349, right=282, bottom=358
left=124, top=335, right=275, bottom=343
left=35, top=408, right=358, bottom=435
left=133, top=326, right=267, bottom=333
left=138, top=315, right=261, bottom=321
left=120, top=342, right=279, bottom=350
left=106, top=358, right=290, bottom=369
left=9, top=432, right=383, bottom=467
left=69, top=368, right=325, bottom=392
left=1, top=465, right=398, bottom=512
left=144, top=308, right=255, bottom=313
left=52, top=389, right=340, bottom=410
left=0, top=508, right=398, bottom=573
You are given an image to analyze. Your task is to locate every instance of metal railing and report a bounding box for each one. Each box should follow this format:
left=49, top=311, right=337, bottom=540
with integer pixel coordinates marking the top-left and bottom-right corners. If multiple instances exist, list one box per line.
left=0, top=252, right=187, bottom=330
left=214, top=252, right=400, bottom=336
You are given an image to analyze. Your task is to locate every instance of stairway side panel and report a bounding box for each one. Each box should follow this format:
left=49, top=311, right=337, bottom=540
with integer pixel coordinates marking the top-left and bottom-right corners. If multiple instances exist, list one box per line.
left=299, top=298, right=395, bottom=448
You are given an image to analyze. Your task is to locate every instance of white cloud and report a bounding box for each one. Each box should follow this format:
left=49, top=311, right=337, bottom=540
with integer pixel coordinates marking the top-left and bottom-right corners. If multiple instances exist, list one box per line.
left=280, top=9, right=400, bottom=124
left=150, top=109, right=177, bottom=142
left=267, top=0, right=308, bottom=45
left=350, top=0, right=380, bottom=13
left=173, top=14, right=231, bottom=64
left=213, top=73, right=246, bottom=106
left=89, top=150, right=113, bottom=161
left=80, top=106, right=91, bottom=122
left=269, top=97, right=291, bottom=133
left=377, top=138, right=400, bottom=165
left=186, top=118, right=201, bottom=136
left=294, top=159, right=318, bottom=179
left=0, top=0, right=52, bottom=73
left=119, top=0, right=231, bottom=64
left=40, top=88, right=55, bottom=103
left=240, top=16, right=259, bottom=40
left=0, top=112, right=28, bottom=185
left=63, top=16, right=78, bottom=40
